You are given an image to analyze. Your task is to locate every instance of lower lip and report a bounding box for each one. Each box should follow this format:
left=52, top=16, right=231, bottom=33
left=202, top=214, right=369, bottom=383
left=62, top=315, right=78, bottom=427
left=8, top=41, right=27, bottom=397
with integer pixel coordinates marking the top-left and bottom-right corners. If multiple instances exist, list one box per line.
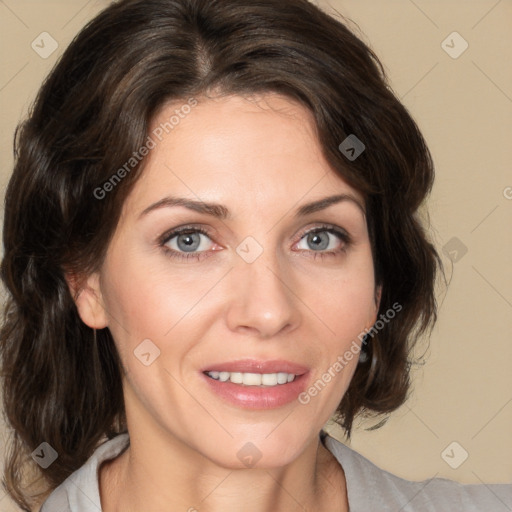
left=201, top=372, right=310, bottom=409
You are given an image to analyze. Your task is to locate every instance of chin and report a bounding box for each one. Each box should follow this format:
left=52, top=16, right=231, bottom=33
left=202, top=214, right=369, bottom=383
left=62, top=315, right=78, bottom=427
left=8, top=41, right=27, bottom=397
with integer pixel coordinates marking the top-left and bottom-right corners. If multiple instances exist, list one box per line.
left=192, top=428, right=317, bottom=470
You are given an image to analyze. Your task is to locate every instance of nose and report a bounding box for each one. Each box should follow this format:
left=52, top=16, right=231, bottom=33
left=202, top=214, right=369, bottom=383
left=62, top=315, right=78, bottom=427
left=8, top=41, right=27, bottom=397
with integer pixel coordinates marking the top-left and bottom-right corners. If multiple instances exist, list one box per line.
left=224, top=244, right=301, bottom=339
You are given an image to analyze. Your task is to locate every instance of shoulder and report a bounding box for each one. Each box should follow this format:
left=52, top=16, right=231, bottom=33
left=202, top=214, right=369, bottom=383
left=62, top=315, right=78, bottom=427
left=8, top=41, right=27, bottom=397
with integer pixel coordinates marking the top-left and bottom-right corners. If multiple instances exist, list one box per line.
left=39, top=433, right=130, bottom=512
left=322, top=432, right=512, bottom=512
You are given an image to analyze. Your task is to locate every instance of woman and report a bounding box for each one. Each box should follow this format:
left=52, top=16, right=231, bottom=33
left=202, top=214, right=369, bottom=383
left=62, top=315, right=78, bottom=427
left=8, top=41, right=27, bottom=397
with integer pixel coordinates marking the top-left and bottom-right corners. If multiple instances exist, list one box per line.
left=1, top=0, right=510, bottom=511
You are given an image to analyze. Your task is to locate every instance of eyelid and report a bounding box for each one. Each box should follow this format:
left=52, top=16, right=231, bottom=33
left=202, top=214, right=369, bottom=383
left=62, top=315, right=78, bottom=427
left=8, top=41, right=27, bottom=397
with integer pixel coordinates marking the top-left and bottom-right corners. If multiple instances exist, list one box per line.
left=157, top=224, right=215, bottom=246
left=293, top=223, right=351, bottom=243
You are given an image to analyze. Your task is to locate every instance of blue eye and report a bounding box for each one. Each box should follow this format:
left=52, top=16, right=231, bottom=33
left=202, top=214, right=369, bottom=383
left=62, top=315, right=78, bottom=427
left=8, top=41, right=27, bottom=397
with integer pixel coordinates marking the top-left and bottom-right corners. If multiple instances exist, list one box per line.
left=160, top=226, right=215, bottom=261
left=295, top=226, right=351, bottom=260
left=158, top=224, right=352, bottom=262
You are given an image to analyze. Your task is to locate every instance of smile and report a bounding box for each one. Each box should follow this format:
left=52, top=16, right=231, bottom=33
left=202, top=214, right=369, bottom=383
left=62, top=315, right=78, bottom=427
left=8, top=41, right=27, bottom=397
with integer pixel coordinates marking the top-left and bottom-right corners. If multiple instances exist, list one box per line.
left=205, top=371, right=296, bottom=386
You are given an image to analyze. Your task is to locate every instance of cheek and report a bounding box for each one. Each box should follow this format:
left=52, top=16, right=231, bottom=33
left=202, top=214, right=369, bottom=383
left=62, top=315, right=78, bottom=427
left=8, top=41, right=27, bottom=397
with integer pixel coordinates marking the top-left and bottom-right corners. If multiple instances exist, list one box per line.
left=100, top=247, right=208, bottom=343
left=309, top=256, right=377, bottom=342
left=98, top=252, right=204, bottom=413
left=300, top=251, right=376, bottom=399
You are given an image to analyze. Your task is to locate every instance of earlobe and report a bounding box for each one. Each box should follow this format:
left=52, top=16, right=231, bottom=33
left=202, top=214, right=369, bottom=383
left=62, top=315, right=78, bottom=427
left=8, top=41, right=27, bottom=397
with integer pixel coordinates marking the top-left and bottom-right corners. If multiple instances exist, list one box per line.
left=66, top=272, right=108, bottom=329
left=375, top=284, right=382, bottom=310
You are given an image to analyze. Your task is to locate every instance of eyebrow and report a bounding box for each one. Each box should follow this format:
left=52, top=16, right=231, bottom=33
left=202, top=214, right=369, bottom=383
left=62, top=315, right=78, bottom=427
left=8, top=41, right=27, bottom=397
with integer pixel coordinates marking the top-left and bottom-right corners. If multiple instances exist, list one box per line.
left=138, top=193, right=366, bottom=220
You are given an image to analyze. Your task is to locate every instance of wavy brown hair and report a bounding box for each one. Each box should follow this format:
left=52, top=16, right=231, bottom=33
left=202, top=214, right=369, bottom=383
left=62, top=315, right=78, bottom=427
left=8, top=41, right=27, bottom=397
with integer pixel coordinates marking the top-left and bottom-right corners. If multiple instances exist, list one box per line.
left=0, top=0, right=445, bottom=509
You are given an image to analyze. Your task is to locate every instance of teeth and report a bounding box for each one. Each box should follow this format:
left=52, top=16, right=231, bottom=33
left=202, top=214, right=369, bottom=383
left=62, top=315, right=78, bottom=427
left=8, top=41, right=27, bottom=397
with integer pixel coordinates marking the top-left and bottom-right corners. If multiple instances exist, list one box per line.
left=206, top=371, right=297, bottom=386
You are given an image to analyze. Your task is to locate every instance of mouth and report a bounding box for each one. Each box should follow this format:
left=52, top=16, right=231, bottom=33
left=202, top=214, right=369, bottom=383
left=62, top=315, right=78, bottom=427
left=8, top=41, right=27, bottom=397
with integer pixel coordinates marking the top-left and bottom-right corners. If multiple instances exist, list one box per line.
left=200, top=359, right=310, bottom=409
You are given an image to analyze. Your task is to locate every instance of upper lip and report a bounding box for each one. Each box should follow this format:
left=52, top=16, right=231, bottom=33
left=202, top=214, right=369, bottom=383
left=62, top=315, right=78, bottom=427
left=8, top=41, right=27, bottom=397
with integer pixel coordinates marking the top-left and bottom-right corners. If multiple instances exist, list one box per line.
left=202, top=359, right=309, bottom=375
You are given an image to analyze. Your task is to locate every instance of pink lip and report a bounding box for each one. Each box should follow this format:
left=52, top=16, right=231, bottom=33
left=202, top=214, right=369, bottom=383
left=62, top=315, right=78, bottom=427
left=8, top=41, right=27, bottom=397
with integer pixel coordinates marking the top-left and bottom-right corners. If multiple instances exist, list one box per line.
left=201, top=359, right=309, bottom=375
left=200, top=359, right=311, bottom=410
left=201, top=372, right=310, bottom=409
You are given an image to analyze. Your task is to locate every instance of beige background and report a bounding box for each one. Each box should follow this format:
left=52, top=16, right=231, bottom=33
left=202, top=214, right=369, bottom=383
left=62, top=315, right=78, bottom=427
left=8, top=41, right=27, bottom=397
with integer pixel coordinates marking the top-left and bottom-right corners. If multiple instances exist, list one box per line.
left=1, top=0, right=511, bottom=510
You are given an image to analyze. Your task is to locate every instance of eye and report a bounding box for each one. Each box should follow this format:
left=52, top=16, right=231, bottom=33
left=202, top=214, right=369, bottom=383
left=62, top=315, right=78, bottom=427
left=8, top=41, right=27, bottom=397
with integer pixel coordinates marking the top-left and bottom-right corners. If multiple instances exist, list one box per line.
left=159, top=226, right=217, bottom=261
left=294, top=225, right=351, bottom=259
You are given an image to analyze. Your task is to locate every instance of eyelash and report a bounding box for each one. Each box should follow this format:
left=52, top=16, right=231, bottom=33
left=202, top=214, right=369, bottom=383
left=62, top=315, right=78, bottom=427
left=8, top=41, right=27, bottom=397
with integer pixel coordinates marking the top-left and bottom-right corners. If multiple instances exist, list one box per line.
left=158, top=224, right=352, bottom=262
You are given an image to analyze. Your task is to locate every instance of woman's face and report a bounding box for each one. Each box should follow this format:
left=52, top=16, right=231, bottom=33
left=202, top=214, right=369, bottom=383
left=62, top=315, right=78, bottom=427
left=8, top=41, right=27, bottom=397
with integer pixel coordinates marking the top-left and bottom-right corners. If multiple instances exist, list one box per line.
left=79, top=93, right=381, bottom=468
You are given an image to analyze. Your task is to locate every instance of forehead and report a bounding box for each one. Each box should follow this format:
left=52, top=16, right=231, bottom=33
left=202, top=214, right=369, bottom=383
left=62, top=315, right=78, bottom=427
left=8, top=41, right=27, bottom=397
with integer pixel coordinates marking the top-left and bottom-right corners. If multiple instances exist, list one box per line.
left=126, top=93, right=364, bottom=216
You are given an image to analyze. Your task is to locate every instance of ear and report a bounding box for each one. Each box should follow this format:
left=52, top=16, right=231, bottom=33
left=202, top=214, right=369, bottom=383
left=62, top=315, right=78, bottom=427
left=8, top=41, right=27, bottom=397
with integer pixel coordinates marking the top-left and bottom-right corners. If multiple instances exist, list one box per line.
left=66, top=271, right=108, bottom=329
left=366, top=283, right=382, bottom=329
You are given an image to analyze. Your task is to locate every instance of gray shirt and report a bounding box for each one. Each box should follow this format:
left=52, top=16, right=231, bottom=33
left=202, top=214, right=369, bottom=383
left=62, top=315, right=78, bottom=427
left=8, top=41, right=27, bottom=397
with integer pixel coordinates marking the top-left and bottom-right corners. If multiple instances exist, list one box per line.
left=40, top=431, right=512, bottom=511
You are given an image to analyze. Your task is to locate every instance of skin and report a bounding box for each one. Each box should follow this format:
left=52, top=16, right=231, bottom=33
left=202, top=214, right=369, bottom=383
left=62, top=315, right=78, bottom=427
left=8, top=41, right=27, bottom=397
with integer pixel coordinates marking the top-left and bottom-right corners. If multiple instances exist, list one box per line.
left=71, top=92, right=382, bottom=512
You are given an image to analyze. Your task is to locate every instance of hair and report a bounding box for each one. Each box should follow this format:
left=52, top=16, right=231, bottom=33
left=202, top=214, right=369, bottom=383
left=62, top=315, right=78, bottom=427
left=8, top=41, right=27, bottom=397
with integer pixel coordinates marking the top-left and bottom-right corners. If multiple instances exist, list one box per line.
left=0, top=0, right=445, bottom=509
